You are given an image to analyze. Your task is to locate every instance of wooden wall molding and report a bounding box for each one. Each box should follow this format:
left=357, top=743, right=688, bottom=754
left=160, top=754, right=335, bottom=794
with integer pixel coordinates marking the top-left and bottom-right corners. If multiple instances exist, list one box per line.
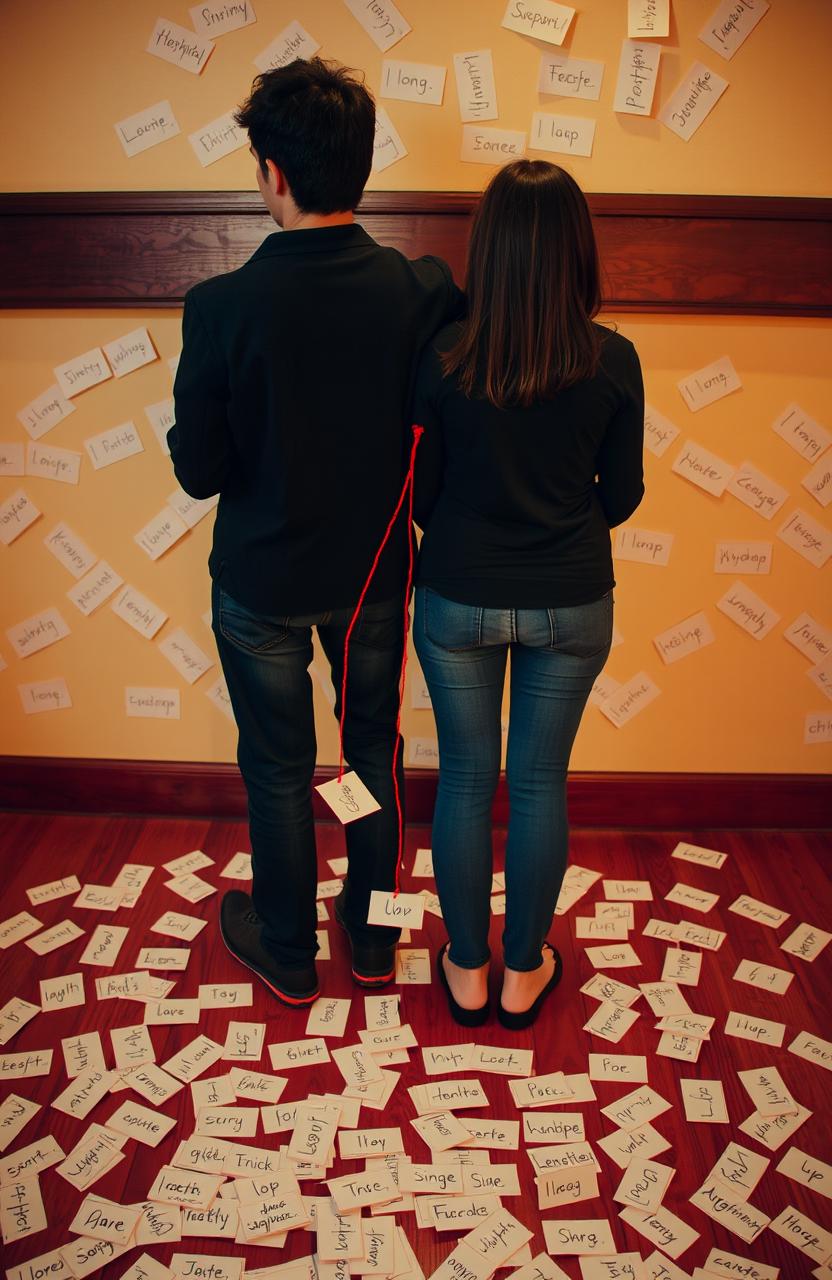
left=0, top=757, right=829, bottom=829
left=1, top=191, right=830, bottom=315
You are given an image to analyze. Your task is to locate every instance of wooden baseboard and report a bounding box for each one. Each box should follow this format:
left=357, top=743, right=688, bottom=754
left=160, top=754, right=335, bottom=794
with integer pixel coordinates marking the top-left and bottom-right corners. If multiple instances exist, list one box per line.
left=0, top=756, right=829, bottom=828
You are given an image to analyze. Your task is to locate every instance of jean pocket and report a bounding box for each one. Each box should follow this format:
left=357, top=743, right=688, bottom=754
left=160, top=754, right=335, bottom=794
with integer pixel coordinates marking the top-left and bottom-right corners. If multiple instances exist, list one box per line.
left=548, top=592, right=613, bottom=659
left=421, top=588, right=482, bottom=652
left=217, top=590, right=292, bottom=655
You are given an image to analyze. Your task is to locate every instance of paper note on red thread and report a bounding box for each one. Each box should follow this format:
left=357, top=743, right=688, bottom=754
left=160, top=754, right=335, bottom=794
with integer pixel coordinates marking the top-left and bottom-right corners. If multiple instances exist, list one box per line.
left=316, top=772, right=381, bottom=824
left=367, top=890, right=425, bottom=930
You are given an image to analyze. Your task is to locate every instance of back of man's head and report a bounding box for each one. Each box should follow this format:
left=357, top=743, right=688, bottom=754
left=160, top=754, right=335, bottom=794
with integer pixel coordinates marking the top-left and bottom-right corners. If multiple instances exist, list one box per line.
left=235, top=58, right=376, bottom=215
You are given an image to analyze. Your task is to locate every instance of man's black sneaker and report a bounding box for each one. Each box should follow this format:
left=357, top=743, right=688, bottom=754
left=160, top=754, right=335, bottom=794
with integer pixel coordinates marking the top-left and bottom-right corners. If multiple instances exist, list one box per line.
left=219, top=890, right=319, bottom=1008
left=333, top=887, right=397, bottom=988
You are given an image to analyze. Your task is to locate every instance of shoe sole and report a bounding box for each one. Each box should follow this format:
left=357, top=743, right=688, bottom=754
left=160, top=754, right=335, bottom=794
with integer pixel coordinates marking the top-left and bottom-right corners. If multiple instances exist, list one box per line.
left=334, top=905, right=396, bottom=988
left=220, top=928, right=319, bottom=1009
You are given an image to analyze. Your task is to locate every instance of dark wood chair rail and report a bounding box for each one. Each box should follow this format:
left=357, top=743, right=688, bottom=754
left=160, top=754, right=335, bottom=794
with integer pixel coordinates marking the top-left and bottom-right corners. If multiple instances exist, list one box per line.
left=1, top=191, right=830, bottom=314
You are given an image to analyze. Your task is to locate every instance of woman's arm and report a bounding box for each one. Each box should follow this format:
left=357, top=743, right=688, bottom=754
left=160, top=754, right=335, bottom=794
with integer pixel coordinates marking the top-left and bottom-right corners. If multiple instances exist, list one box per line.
left=596, top=340, right=645, bottom=528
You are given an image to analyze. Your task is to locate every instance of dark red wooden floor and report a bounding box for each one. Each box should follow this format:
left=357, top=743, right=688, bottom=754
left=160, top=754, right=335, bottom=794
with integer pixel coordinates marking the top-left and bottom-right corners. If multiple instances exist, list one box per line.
left=0, top=814, right=830, bottom=1278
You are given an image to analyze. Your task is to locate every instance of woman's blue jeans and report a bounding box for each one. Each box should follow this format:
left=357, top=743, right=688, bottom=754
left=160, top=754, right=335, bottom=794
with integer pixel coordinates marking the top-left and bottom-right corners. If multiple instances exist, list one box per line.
left=413, top=585, right=613, bottom=972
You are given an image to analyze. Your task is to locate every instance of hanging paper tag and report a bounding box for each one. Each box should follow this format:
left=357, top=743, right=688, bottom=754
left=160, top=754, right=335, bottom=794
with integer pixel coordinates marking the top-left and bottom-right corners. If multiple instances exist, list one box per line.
left=315, top=771, right=381, bottom=824
left=367, top=890, right=426, bottom=930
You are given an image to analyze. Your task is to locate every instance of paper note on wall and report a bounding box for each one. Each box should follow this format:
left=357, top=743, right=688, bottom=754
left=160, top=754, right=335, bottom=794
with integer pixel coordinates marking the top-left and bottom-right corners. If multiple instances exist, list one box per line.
left=67, top=562, right=124, bottom=617
left=628, top=0, right=669, bottom=37
left=125, top=688, right=182, bottom=720
left=381, top=61, right=446, bottom=106
left=454, top=50, right=498, bottom=121
left=85, top=422, right=144, bottom=470
left=343, top=0, right=410, bottom=52
left=530, top=112, right=595, bottom=157
left=373, top=106, right=408, bottom=173
left=19, top=678, right=72, bottom=716
left=190, top=0, right=256, bottom=36
left=254, top=21, right=320, bottom=72
left=189, top=112, right=248, bottom=166
left=777, top=508, right=832, bottom=569
left=53, top=347, right=112, bottom=399
left=462, top=126, right=526, bottom=165
left=671, top=440, right=734, bottom=496
left=17, top=385, right=75, bottom=440
left=802, top=454, right=832, bottom=508
left=146, top=19, right=214, bottom=74
left=714, top=541, right=772, bottom=575
left=43, top=524, right=97, bottom=579
left=805, top=712, right=832, bottom=744
left=0, top=444, right=24, bottom=477
left=26, top=442, right=81, bottom=485
left=158, top=628, right=214, bottom=685
left=613, top=41, right=660, bottom=115
left=699, top=0, right=770, bottom=61
left=614, top=527, right=673, bottom=566
left=726, top=461, right=788, bottom=520
left=771, top=403, right=831, bottom=462
left=539, top=54, right=604, bottom=101
left=599, top=673, right=661, bottom=727
left=103, top=328, right=157, bottom=378
left=501, top=0, right=575, bottom=47
left=784, top=612, right=832, bottom=664
left=0, top=491, right=41, bottom=546
left=145, top=399, right=175, bottom=454
left=653, top=611, right=715, bottom=664
left=135, top=507, right=189, bottom=560
left=716, top=581, right=780, bottom=640
left=659, top=62, right=729, bottom=141
left=111, top=586, right=167, bottom=639
left=115, top=102, right=180, bottom=158
left=678, top=357, right=741, bottom=411
left=7, top=608, right=70, bottom=659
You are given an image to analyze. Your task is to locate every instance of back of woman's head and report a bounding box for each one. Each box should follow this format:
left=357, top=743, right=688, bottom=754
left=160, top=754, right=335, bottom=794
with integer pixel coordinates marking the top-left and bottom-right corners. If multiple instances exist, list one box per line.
left=443, top=160, right=602, bottom=409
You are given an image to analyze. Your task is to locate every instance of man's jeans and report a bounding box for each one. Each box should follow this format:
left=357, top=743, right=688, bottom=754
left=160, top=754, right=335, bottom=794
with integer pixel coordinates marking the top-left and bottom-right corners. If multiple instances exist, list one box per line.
left=413, top=585, right=613, bottom=973
left=212, top=581, right=403, bottom=968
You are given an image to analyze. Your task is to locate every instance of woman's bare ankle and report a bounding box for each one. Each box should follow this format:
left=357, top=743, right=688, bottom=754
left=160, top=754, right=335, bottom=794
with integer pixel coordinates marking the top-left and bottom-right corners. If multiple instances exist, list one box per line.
left=443, top=950, right=489, bottom=1010
left=500, top=947, right=556, bottom=1014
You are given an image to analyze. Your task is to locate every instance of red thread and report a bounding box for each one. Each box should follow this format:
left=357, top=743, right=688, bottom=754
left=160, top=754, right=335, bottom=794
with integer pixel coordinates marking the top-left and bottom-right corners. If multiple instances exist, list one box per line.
left=338, top=424, right=424, bottom=898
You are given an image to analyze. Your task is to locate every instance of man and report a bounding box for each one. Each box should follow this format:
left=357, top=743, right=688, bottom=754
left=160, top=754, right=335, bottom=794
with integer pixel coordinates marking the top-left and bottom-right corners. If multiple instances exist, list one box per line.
left=168, top=58, right=462, bottom=1008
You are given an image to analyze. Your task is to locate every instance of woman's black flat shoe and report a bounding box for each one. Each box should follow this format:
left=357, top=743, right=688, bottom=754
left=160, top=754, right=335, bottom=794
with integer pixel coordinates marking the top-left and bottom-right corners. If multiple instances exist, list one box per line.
left=498, top=943, right=562, bottom=1031
left=436, top=944, right=489, bottom=1027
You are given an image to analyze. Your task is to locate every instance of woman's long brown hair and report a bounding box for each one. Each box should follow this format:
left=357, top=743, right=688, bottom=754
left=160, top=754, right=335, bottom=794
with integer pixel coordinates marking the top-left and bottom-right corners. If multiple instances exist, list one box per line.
left=442, top=159, right=602, bottom=408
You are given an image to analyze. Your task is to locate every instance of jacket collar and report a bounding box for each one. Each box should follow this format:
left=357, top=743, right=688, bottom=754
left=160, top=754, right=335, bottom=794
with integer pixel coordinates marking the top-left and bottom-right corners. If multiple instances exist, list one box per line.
left=249, top=223, right=375, bottom=262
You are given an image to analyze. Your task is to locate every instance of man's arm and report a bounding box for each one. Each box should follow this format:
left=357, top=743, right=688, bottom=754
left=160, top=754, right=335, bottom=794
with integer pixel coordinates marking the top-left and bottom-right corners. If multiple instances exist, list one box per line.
left=168, top=289, right=233, bottom=499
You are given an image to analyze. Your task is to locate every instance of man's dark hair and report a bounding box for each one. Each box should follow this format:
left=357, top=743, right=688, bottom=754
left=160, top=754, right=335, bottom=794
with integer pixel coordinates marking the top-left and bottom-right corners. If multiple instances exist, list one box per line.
left=235, top=58, right=375, bottom=215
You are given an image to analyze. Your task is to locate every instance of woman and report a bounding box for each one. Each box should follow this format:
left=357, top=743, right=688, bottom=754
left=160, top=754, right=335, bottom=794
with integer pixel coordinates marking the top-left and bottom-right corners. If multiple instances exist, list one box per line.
left=412, top=160, right=644, bottom=1030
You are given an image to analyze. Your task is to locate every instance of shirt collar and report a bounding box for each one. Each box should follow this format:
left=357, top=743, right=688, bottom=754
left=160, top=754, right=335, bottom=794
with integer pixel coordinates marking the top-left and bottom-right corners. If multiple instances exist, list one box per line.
left=249, top=223, right=375, bottom=262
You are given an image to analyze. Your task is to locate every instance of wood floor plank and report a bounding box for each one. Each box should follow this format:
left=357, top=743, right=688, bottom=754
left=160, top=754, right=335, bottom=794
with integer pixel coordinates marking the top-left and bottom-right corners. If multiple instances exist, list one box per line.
left=0, top=814, right=829, bottom=1278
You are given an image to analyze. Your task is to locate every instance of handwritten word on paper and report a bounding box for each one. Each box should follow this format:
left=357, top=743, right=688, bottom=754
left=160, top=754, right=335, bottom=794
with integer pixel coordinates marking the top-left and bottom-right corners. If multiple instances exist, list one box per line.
left=343, top=0, right=410, bottom=52
left=653, top=611, right=715, bottom=664
left=44, top=523, right=96, bottom=578
left=26, top=442, right=81, bottom=485
left=145, top=398, right=174, bottom=453
left=53, top=347, right=111, bottom=398
left=125, top=688, right=181, bottom=720
left=7, top=608, right=70, bottom=659
left=112, top=585, right=167, bottom=638
left=189, top=111, right=248, bottom=166
left=727, top=460, right=788, bottom=520
left=17, top=384, right=75, bottom=439
left=531, top=112, right=595, bottom=158
left=454, top=50, right=498, bottom=121
left=146, top=19, right=214, bottom=74
left=18, top=678, right=72, bottom=716
left=158, top=628, right=213, bottom=684
left=615, top=526, right=673, bottom=566
left=629, top=0, right=669, bottom=36
left=539, top=53, right=603, bottom=101
left=373, top=105, right=407, bottom=173
left=714, top=540, right=772, bottom=575
left=68, top=562, right=123, bottom=616
left=599, top=673, right=661, bottom=728
left=381, top=60, right=446, bottom=106
left=782, top=922, right=831, bottom=962
left=659, top=61, right=729, bottom=141
left=773, top=402, right=831, bottom=461
left=614, top=40, right=660, bottom=115
left=805, top=711, right=832, bottom=744
left=502, top=0, right=575, bottom=46
left=678, top=357, right=741, bottom=412
left=716, top=581, right=779, bottom=640
left=190, top=1, right=256, bottom=36
left=778, top=507, right=832, bottom=569
left=644, top=404, right=680, bottom=457
left=254, top=21, right=320, bottom=72
left=803, top=453, right=832, bottom=507
left=0, top=490, right=40, bottom=545
left=700, top=0, right=770, bottom=61
left=0, top=443, right=24, bottom=476
left=316, top=772, right=381, bottom=824
left=85, top=421, right=143, bottom=470
left=115, top=101, right=179, bottom=158
left=681, top=1078, right=729, bottom=1123
left=462, top=126, right=526, bottom=165
left=672, top=439, right=733, bottom=496
left=367, top=890, right=425, bottom=929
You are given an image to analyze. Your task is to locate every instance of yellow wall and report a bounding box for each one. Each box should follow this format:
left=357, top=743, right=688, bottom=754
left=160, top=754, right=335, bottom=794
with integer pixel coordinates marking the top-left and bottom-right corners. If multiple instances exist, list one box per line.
left=2, top=310, right=830, bottom=771
left=1, top=0, right=831, bottom=196
left=1, top=0, right=830, bottom=771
